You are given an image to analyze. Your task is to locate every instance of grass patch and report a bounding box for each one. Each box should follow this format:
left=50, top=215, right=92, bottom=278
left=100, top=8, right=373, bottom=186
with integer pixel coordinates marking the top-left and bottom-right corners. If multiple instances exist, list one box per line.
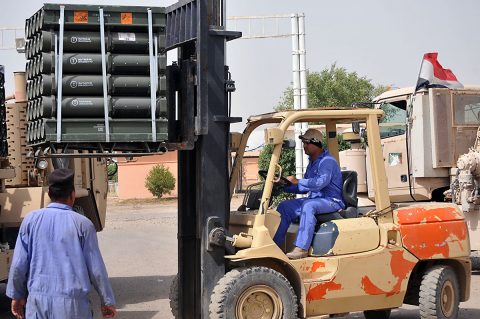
left=108, top=197, right=178, bottom=206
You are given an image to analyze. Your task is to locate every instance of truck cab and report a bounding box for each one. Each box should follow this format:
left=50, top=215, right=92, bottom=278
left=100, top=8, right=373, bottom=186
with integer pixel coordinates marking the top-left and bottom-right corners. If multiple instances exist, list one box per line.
left=371, top=86, right=480, bottom=261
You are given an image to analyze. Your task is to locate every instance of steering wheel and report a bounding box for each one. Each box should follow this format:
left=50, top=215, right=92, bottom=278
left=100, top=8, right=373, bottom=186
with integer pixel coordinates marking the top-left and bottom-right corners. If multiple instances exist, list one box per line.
left=258, top=170, right=292, bottom=186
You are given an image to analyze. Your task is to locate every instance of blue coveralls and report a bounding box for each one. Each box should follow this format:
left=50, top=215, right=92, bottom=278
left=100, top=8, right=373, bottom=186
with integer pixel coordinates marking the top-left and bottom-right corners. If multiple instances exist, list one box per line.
left=273, top=150, right=345, bottom=250
left=6, top=203, right=115, bottom=319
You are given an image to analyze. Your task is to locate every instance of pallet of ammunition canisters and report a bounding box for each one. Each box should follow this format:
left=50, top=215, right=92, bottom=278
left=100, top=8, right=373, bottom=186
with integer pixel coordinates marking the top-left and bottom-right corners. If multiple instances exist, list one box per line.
left=25, top=4, right=168, bottom=154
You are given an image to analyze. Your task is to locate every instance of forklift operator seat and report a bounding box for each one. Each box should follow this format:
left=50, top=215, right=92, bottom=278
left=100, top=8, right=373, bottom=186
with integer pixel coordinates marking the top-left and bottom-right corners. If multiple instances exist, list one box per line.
left=314, top=170, right=359, bottom=224
left=340, top=170, right=358, bottom=217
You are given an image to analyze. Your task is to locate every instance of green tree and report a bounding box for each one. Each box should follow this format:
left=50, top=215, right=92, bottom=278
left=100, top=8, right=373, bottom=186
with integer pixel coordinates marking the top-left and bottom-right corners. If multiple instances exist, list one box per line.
left=276, top=63, right=387, bottom=111
left=257, top=134, right=350, bottom=206
left=258, top=145, right=296, bottom=206
left=145, top=164, right=176, bottom=198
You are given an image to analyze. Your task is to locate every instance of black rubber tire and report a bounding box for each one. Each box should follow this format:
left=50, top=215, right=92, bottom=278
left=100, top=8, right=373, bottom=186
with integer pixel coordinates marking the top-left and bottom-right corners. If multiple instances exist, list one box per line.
left=419, top=266, right=460, bottom=319
left=363, top=309, right=391, bottom=319
left=471, top=251, right=480, bottom=271
left=169, top=273, right=179, bottom=318
left=209, top=266, right=298, bottom=319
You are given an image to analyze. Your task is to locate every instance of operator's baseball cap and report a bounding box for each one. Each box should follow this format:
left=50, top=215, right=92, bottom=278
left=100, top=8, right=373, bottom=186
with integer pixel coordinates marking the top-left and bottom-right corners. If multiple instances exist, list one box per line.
left=48, top=168, right=74, bottom=191
left=299, top=129, right=323, bottom=146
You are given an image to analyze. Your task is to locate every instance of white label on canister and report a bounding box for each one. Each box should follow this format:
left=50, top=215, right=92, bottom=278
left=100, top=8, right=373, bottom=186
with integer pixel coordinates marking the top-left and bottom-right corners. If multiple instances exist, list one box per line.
left=118, top=32, right=136, bottom=41
left=77, top=58, right=93, bottom=64
left=71, top=36, right=92, bottom=43
left=71, top=99, right=94, bottom=106
left=94, top=124, right=105, bottom=132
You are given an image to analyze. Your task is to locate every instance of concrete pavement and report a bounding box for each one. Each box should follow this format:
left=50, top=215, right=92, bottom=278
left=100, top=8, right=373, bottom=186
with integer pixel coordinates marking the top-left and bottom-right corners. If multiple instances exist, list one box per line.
left=1, top=197, right=479, bottom=319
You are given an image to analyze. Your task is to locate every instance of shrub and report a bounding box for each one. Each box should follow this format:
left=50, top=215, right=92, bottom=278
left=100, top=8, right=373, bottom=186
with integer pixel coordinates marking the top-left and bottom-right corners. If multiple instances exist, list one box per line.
left=145, top=164, right=176, bottom=198
left=107, top=163, right=118, bottom=182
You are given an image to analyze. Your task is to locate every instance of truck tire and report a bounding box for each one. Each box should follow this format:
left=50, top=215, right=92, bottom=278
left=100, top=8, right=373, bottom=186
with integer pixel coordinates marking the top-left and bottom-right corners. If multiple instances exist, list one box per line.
left=471, top=251, right=480, bottom=271
left=419, top=266, right=459, bottom=319
left=363, top=309, right=391, bottom=319
left=169, top=273, right=179, bottom=318
left=209, top=266, right=298, bottom=319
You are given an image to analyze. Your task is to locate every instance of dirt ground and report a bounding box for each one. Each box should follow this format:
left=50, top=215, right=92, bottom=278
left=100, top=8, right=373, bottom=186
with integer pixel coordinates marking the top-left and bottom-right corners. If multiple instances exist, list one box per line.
left=1, top=196, right=479, bottom=319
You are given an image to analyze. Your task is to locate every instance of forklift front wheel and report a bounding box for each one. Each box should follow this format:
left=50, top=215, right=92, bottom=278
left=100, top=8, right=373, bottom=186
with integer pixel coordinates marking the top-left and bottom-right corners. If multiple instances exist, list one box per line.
left=209, top=266, right=298, bottom=319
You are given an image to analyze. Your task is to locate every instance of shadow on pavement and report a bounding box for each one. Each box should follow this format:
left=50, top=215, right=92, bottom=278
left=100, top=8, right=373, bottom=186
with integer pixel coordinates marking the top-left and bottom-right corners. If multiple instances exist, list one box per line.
left=113, top=311, right=160, bottom=319
left=109, top=275, right=175, bottom=309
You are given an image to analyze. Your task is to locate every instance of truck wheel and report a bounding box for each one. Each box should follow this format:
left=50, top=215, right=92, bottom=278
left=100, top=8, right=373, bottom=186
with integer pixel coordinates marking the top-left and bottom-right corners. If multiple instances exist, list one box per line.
left=169, top=273, right=179, bottom=318
left=363, top=309, right=391, bottom=319
left=209, top=266, right=298, bottom=319
left=419, top=266, right=459, bottom=319
left=471, top=251, right=480, bottom=271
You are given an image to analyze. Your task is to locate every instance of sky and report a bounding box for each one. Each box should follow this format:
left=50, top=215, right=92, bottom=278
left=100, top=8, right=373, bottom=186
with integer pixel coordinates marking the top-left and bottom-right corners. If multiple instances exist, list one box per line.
left=1, top=0, right=480, bottom=147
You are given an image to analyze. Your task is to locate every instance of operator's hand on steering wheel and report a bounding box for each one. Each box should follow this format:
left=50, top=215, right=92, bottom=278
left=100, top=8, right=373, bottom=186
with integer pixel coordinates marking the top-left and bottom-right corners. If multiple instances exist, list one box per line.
left=258, top=170, right=292, bottom=186
left=286, top=176, right=299, bottom=185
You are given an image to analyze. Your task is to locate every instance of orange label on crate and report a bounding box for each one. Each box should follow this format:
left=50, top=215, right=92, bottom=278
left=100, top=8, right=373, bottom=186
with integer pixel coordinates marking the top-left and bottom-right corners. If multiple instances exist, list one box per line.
left=121, top=12, right=133, bottom=24
left=74, top=11, right=89, bottom=24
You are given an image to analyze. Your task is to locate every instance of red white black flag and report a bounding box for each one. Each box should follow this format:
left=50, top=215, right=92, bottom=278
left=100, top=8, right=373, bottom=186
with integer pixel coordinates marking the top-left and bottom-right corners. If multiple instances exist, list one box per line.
left=415, top=52, right=463, bottom=91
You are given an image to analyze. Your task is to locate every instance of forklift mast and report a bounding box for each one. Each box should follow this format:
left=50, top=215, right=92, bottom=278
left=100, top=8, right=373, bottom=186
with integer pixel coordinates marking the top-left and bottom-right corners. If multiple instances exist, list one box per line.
left=165, top=1, right=241, bottom=318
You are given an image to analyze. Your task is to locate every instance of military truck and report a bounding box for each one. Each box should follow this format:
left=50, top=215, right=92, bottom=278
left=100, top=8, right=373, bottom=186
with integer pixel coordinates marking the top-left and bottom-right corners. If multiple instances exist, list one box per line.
left=347, top=86, right=480, bottom=269
left=0, top=70, right=108, bottom=282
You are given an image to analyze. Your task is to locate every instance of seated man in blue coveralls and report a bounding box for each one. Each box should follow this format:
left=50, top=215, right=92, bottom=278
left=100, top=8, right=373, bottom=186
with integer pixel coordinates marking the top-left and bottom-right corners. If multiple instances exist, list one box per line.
left=273, top=128, right=345, bottom=259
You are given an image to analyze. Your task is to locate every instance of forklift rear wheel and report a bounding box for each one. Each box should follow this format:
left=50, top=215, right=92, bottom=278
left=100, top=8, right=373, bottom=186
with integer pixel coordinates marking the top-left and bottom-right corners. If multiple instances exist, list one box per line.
left=363, top=309, right=391, bottom=319
left=419, top=266, right=459, bottom=319
left=209, top=266, right=298, bottom=319
left=471, top=251, right=480, bottom=271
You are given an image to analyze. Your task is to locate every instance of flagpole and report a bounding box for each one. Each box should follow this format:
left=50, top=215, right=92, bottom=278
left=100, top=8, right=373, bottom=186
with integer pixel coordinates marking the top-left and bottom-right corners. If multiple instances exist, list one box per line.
left=413, top=53, right=426, bottom=96
left=404, top=55, right=426, bottom=203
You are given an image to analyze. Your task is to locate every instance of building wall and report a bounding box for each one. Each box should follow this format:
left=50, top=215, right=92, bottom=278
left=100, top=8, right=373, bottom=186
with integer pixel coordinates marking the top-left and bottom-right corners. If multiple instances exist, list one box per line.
left=235, top=151, right=261, bottom=192
left=117, top=150, right=261, bottom=199
left=116, top=125, right=351, bottom=199
left=117, top=152, right=178, bottom=199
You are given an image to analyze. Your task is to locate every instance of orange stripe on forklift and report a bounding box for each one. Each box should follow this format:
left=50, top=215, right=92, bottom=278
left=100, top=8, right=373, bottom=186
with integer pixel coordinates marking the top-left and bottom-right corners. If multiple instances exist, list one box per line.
left=306, top=277, right=343, bottom=301
left=311, top=261, right=325, bottom=273
left=400, top=220, right=467, bottom=259
left=361, top=250, right=416, bottom=296
left=396, top=206, right=463, bottom=225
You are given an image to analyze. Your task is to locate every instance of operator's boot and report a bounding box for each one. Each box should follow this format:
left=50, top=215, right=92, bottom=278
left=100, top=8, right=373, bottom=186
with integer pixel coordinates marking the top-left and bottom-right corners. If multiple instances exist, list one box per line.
left=286, top=247, right=308, bottom=259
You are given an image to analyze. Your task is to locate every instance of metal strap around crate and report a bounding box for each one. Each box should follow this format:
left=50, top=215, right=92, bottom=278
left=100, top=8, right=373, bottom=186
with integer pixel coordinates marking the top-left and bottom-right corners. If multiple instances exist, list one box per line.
left=148, top=8, right=157, bottom=142
left=99, top=8, right=110, bottom=142
left=56, top=5, right=65, bottom=142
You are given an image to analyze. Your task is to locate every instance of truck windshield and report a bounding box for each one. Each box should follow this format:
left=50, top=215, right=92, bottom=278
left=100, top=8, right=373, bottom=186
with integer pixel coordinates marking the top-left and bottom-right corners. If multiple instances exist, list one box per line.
left=379, top=102, right=406, bottom=138
left=453, top=94, right=480, bottom=125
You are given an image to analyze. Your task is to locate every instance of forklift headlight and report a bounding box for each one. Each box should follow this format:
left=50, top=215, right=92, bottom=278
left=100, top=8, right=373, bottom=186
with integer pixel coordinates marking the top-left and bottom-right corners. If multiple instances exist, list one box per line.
left=37, top=159, right=48, bottom=170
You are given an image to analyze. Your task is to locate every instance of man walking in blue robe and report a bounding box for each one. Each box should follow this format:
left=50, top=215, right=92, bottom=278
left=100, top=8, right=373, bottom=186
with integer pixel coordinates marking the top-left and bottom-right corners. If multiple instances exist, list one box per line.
left=6, top=168, right=116, bottom=318
left=273, top=129, right=345, bottom=259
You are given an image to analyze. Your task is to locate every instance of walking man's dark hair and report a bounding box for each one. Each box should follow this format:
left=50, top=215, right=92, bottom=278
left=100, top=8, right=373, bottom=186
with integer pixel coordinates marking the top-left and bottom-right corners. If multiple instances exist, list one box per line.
left=48, top=168, right=75, bottom=201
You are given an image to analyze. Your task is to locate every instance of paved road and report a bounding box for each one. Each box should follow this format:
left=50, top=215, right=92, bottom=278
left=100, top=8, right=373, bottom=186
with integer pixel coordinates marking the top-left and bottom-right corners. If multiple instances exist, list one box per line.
left=1, top=198, right=479, bottom=319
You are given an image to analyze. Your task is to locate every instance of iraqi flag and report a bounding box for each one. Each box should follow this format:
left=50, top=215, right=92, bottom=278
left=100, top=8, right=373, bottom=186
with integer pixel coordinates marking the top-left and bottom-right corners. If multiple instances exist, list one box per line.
left=415, top=52, right=463, bottom=91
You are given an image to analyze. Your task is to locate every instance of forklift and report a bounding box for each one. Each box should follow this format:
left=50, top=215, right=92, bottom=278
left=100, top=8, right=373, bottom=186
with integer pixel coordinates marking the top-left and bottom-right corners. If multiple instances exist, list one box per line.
left=165, top=1, right=471, bottom=318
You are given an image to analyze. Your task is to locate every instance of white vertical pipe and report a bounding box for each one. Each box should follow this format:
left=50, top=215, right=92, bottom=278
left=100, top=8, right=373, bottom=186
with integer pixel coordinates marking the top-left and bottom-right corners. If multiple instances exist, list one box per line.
left=291, top=14, right=303, bottom=180
left=56, top=6, right=65, bottom=143
left=299, top=13, right=309, bottom=172
left=99, top=8, right=110, bottom=142
left=147, top=9, right=157, bottom=142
